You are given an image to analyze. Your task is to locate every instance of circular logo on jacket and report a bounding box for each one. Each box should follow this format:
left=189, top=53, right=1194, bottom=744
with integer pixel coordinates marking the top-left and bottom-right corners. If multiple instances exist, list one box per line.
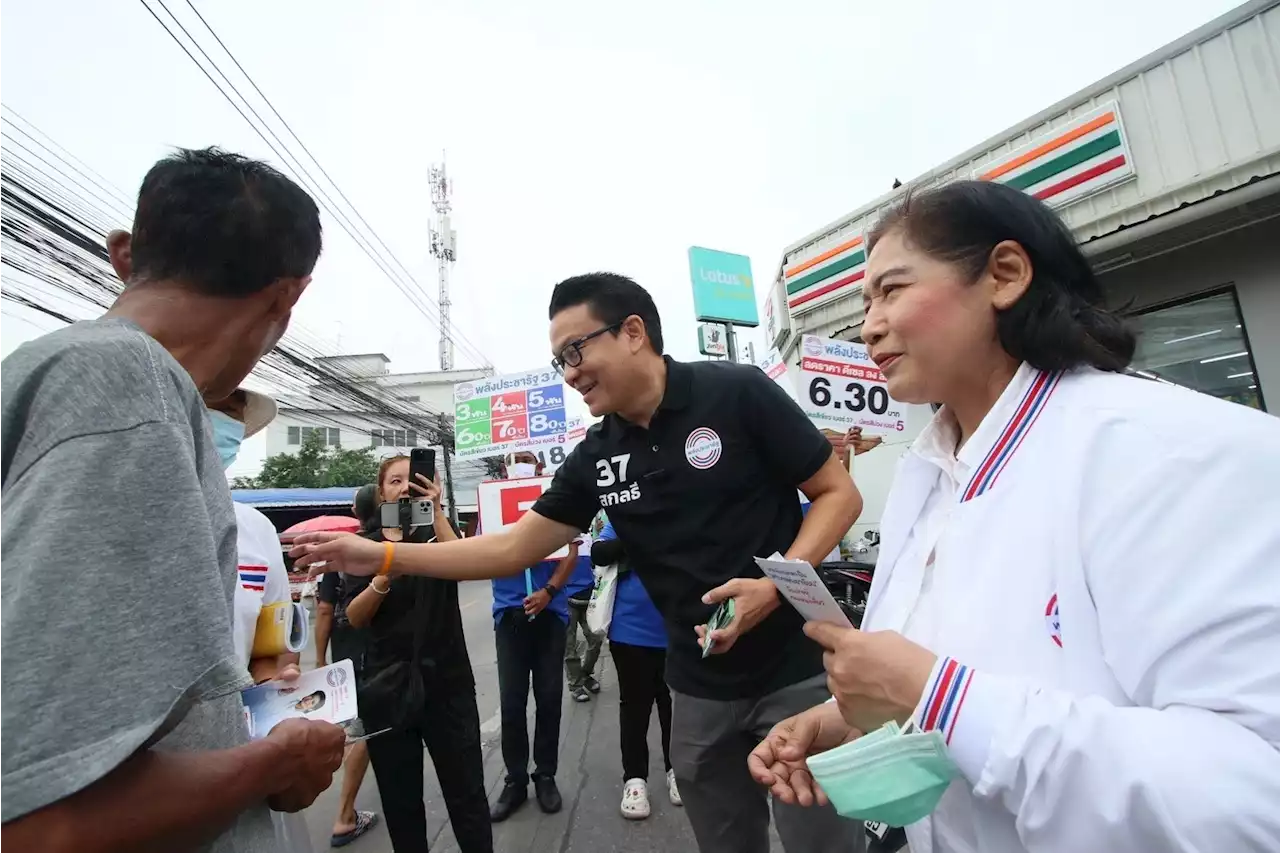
left=1045, top=593, right=1062, bottom=648
left=326, top=667, right=349, bottom=688
left=802, top=336, right=823, bottom=357
left=685, top=427, right=723, bottom=470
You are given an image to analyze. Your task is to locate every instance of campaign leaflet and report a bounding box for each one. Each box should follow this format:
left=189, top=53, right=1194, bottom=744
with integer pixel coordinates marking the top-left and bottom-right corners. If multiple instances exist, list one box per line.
left=754, top=553, right=852, bottom=628
left=241, top=660, right=358, bottom=740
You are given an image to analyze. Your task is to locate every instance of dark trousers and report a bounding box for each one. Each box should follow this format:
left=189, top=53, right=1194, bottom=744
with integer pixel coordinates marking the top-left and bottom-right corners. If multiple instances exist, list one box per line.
left=365, top=680, right=492, bottom=853
left=670, top=674, right=866, bottom=853
left=610, top=640, right=672, bottom=782
left=495, top=607, right=567, bottom=785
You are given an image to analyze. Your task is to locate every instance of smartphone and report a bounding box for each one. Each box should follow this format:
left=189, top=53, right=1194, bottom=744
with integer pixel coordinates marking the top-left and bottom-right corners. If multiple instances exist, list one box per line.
left=379, top=499, right=434, bottom=529
left=409, top=448, right=436, bottom=492
left=701, top=598, right=736, bottom=658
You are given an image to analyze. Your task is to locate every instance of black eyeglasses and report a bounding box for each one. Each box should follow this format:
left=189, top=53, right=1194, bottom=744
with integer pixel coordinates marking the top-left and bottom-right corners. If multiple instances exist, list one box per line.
left=552, top=323, right=621, bottom=375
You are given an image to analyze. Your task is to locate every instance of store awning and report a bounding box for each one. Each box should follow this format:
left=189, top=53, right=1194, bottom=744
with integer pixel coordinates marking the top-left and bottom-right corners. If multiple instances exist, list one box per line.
left=231, top=486, right=359, bottom=508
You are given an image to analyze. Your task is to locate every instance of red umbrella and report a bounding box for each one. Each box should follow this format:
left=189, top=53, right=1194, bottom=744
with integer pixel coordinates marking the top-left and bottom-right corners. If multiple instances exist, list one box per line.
left=282, top=515, right=361, bottom=537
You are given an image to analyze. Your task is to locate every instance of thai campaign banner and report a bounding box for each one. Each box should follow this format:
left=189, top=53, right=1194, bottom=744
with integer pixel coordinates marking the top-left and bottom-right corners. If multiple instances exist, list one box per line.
left=756, top=349, right=797, bottom=401
left=454, top=367, right=569, bottom=460
left=476, top=476, right=572, bottom=559
left=797, top=334, right=907, bottom=436
left=531, top=416, right=587, bottom=474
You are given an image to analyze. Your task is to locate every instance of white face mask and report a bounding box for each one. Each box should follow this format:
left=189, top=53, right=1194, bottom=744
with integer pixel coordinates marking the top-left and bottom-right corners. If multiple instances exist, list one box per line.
left=509, top=462, right=537, bottom=478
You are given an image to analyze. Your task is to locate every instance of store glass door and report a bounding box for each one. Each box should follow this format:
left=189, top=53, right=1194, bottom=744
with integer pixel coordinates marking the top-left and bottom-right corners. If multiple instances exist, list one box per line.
left=1128, top=288, right=1265, bottom=412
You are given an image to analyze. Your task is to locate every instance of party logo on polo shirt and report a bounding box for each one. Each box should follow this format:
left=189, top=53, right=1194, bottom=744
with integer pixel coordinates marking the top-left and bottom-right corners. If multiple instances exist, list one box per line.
left=684, top=427, right=723, bottom=470
left=1045, top=593, right=1062, bottom=647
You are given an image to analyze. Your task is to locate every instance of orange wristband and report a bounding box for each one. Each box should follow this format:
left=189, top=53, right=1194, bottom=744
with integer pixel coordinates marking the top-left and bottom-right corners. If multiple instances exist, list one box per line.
left=378, top=541, right=395, bottom=576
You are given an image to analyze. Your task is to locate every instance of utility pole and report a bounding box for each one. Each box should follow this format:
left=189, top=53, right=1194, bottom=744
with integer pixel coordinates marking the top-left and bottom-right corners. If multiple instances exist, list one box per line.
left=428, top=156, right=457, bottom=370
left=725, top=323, right=737, bottom=363
left=439, top=413, right=459, bottom=528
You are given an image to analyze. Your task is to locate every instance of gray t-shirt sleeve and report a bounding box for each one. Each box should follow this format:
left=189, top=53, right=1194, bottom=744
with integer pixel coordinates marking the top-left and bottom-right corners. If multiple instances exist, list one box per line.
left=0, top=422, right=248, bottom=821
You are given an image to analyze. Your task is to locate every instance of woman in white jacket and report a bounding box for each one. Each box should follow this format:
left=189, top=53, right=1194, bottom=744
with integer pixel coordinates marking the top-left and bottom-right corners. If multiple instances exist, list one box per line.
left=748, top=180, right=1280, bottom=853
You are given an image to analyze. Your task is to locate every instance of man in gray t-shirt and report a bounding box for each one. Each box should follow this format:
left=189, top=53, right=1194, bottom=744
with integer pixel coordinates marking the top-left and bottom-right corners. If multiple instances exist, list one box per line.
left=1, top=148, right=340, bottom=852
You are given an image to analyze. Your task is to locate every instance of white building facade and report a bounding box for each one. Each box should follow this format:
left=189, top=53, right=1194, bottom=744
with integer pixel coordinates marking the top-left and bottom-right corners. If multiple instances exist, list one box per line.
left=262, top=353, right=493, bottom=511
left=771, top=0, right=1279, bottom=415
left=764, top=1, right=1279, bottom=537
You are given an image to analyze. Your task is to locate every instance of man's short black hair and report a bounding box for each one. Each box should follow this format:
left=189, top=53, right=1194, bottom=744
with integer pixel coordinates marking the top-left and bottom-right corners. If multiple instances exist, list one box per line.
left=548, top=272, right=664, bottom=355
left=130, top=147, right=322, bottom=297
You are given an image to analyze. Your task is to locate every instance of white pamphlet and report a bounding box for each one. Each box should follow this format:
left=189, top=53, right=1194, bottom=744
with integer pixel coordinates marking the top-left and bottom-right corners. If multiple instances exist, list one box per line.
left=754, top=553, right=853, bottom=627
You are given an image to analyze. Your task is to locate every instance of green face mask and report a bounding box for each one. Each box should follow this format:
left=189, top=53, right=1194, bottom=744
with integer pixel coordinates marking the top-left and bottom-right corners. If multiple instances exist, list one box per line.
left=805, top=720, right=958, bottom=827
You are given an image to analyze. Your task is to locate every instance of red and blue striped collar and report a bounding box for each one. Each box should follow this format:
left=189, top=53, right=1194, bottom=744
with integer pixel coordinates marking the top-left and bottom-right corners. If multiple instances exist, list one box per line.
left=960, top=368, right=1062, bottom=502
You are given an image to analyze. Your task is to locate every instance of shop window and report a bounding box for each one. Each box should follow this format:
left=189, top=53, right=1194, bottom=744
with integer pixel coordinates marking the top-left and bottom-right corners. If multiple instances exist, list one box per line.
left=1128, top=289, right=1264, bottom=412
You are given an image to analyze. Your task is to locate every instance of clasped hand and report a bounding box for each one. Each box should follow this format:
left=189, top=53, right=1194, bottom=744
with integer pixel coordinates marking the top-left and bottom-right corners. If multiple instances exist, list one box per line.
left=748, top=624, right=937, bottom=807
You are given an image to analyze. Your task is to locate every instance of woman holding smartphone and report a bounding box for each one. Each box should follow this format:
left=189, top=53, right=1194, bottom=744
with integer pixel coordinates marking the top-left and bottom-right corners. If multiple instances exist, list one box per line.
left=342, top=455, right=491, bottom=853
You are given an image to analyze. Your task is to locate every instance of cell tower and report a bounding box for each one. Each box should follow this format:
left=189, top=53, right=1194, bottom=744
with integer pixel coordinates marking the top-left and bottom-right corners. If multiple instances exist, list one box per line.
left=428, top=157, right=457, bottom=370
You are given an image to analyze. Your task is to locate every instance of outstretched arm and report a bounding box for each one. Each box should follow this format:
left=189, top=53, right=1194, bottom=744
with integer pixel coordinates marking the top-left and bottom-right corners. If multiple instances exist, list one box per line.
left=292, top=510, right=580, bottom=581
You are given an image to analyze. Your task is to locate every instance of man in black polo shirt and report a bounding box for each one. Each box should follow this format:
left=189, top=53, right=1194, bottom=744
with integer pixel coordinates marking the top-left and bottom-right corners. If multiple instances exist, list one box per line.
left=291, top=273, right=866, bottom=853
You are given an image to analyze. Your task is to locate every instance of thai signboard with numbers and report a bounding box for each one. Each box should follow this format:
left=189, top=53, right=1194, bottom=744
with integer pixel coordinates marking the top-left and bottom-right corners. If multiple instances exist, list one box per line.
left=530, top=417, right=587, bottom=474
left=453, top=367, right=569, bottom=460
left=476, top=476, right=572, bottom=559
left=797, top=335, right=907, bottom=437
left=756, top=349, right=797, bottom=401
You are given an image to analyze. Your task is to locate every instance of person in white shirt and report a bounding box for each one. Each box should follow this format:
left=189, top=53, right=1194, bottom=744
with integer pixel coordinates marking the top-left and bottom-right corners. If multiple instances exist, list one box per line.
left=207, top=388, right=297, bottom=681
left=209, top=388, right=334, bottom=853
left=749, top=179, right=1280, bottom=853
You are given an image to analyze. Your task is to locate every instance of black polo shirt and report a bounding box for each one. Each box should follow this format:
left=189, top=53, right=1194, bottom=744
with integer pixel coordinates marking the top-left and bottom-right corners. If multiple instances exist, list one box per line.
left=533, top=356, right=833, bottom=700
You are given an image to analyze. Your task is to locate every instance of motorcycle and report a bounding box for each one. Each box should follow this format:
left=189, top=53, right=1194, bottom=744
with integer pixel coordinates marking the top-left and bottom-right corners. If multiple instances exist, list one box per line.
left=816, top=530, right=880, bottom=628
left=817, top=530, right=909, bottom=853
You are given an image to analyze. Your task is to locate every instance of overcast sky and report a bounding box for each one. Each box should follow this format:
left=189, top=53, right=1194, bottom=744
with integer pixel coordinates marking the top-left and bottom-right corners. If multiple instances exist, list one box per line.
left=1, top=0, right=1238, bottom=471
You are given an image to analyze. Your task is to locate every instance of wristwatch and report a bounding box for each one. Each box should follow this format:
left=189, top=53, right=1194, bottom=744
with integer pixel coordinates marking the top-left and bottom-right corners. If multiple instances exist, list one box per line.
left=542, top=583, right=560, bottom=598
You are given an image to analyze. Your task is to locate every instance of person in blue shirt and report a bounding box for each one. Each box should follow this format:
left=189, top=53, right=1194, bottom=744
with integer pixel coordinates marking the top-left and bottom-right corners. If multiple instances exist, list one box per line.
left=597, top=516, right=682, bottom=821
left=488, top=453, right=581, bottom=823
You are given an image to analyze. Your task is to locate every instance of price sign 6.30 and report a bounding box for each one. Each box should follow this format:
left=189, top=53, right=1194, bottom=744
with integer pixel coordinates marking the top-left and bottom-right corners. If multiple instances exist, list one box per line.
left=797, top=334, right=905, bottom=436
left=807, top=375, right=892, bottom=416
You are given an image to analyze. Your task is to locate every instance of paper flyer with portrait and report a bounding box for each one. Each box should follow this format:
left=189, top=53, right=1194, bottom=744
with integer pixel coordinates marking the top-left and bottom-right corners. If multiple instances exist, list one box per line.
left=241, top=660, right=358, bottom=740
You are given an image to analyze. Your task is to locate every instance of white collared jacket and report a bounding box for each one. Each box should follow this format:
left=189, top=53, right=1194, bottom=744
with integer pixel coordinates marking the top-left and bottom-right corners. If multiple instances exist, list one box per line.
left=863, top=364, right=1280, bottom=853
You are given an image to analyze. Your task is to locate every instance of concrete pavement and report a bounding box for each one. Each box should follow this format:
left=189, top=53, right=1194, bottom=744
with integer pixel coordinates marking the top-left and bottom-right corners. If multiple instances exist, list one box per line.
left=297, top=579, right=708, bottom=853
left=296, top=580, right=897, bottom=853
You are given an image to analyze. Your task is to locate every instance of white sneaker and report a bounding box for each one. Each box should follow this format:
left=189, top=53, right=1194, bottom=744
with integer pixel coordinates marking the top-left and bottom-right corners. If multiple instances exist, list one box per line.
left=666, top=769, right=682, bottom=807
left=620, top=778, right=651, bottom=820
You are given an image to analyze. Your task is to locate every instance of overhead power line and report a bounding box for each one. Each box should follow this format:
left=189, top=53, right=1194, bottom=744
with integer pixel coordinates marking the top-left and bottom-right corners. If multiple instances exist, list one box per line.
left=0, top=121, right=495, bottom=481
left=137, top=0, right=494, bottom=370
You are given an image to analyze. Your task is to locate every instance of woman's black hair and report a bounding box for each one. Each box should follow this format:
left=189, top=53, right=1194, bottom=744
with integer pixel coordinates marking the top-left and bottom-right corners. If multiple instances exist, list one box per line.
left=867, top=180, right=1135, bottom=373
